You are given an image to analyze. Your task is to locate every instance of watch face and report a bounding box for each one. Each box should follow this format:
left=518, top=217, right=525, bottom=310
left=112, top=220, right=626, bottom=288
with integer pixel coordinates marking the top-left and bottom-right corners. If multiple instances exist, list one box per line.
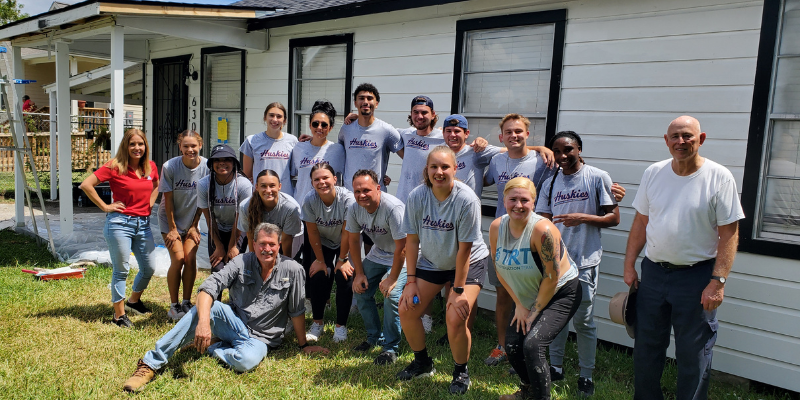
left=454, top=287, right=464, bottom=294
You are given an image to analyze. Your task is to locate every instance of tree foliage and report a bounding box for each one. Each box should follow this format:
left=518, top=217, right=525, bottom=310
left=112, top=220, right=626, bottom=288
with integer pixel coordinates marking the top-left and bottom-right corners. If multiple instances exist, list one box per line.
left=0, top=0, right=28, bottom=26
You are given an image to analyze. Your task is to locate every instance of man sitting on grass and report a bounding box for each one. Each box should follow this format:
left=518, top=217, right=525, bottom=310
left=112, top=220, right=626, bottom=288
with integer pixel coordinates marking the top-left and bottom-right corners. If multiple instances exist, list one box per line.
left=123, top=222, right=329, bottom=392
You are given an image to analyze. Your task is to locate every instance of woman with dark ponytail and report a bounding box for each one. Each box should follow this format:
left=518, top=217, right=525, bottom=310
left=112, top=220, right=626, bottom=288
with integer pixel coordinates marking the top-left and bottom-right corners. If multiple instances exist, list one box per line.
left=238, top=169, right=302, bottom=258
left=290, top=99, right=345, bottom=206
left=197, top=144, right=252, bottom=274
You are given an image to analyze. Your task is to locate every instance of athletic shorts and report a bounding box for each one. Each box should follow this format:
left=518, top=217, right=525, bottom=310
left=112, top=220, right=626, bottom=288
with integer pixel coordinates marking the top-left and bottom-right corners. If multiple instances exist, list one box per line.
left=415, top=256, right=488, bottom=288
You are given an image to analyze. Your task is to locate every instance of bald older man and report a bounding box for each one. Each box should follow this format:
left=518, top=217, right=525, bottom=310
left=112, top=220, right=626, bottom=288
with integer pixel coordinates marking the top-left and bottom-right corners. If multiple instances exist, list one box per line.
left=623, top=116, right=744, bottom=400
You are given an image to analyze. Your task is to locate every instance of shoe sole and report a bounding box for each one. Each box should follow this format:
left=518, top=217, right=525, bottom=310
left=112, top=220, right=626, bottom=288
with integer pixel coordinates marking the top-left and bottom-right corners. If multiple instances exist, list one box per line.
left=397, top=368, right=435, bottom=381
left=449, top=381, right=470, bottom=394
left=333, top=337, right=346, bottom=343
left=125, top=304, right=146, bottom=316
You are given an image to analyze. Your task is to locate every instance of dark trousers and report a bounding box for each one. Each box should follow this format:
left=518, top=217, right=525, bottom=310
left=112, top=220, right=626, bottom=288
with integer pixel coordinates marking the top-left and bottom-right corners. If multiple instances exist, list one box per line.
left=506, top=277, right=581, bottom=400
left=634, top=257, right=718, bottom=400
left=302, top=240, right=354, bottom=326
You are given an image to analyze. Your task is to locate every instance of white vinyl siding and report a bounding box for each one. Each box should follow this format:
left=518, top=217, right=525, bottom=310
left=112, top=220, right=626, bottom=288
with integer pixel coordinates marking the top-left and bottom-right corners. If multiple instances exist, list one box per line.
left=757, top=0, right=800, bottom=242
left=203, top=51, right=243, bottom=152
left=291, top=43, right=347, bottom=140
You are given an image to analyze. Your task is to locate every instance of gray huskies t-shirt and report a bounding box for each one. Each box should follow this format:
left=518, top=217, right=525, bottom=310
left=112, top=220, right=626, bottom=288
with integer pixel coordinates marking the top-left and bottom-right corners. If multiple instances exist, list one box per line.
left=455, top=144, right=502, bottom=198
left=290, top=140, right=346, bottom=206
left=197, top=175, right=252, bottom=233
left=402, top=181, right=489, bottom=271
left=238, top=192, right=302, bottom=237
left=535, top=164, right=616, bottom=269
left=338, top=119, right=402, bottom=191
left=158, top=156, right=209, bottom=233
left=485, top=151, right=552, bottom=217
left=239, top=132, right=299, bottom=197
left=345, top=192, right=406, bottom=266
left=301, top=187, right=355, bottom=249
left=395, top=128, right=446, bottom=203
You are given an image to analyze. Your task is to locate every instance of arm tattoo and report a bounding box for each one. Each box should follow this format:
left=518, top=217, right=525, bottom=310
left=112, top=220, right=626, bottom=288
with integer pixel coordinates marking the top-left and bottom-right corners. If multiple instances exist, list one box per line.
left=540, top=229, right=560, bottom=277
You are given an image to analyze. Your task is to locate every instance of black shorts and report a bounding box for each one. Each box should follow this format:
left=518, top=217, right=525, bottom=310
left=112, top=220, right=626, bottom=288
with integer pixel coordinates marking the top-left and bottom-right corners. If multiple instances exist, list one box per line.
left=208, top=229, right=247, bottom=273
left=415, top=257, right=488, bottom=288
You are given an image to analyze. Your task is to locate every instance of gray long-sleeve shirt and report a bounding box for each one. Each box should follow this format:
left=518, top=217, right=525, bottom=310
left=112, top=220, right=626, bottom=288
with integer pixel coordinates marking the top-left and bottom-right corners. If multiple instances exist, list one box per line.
left=198, top=252, right=306, bottom=347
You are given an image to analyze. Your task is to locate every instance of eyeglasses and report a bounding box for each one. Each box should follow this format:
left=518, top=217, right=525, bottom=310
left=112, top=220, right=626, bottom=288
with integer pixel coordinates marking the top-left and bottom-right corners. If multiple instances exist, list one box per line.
left=311, top=121, right=329, bottom=129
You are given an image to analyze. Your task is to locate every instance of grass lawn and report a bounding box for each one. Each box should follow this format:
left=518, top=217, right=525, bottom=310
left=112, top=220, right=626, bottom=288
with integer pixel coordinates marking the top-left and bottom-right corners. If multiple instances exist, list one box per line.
left=0, top=229, right=796, bottom=400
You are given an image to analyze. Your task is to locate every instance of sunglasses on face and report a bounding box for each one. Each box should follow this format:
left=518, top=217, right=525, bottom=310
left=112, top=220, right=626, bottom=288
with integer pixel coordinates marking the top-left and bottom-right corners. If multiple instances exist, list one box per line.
left=311, top=121, right=329, bottom=129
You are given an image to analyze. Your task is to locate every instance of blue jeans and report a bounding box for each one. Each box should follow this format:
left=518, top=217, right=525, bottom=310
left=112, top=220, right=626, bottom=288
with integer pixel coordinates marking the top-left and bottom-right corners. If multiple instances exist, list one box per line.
left=549, top=266, right=598, bottom=378
left=355, top=259, right=406, bottom=353
left=634, top=257, right=717, bottom=400
left=143, top=301, right=268, bottom=373
left=104, top=212, right=157, bottom=303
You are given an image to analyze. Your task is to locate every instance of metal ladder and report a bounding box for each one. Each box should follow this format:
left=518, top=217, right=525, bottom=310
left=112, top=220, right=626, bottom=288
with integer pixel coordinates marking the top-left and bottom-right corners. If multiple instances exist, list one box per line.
left=0, top=44, right=57, bottom=258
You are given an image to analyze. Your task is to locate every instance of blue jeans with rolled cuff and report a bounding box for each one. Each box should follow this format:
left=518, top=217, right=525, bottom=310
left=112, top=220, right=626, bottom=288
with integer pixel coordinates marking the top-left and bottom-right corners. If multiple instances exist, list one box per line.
left=634, top=257, right=717, bottom=400
left=142, top=301, right=268, bottom=373
left=355, top=258, right=407, bottom=353
left=103, top=212, right=157, bottom=304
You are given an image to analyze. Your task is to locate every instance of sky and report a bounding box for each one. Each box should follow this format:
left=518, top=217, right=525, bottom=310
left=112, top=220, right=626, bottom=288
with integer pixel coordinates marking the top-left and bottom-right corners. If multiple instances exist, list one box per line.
left=18, top=0, right=236, bottom=19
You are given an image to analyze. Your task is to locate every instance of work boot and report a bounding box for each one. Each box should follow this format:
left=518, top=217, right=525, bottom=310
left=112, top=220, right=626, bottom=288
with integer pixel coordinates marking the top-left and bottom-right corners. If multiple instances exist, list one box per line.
left=122, top=359, right=155, bottom=392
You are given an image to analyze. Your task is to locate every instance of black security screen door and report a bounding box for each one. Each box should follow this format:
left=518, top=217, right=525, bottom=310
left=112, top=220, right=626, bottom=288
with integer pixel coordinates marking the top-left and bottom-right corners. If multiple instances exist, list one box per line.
left=152, top=55, right=190, bottom=168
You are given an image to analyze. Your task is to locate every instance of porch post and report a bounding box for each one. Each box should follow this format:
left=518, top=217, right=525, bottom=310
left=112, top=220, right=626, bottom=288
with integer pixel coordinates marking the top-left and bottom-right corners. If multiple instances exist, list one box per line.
left=56, top=41, right=73, bottom=236
left=12, top=46, right=24, bottom=227
left=49, top=90, right=57, bottom=201
left=110, top=25, right=124, bottom=153
left=70, top=57, right=78, bottom=116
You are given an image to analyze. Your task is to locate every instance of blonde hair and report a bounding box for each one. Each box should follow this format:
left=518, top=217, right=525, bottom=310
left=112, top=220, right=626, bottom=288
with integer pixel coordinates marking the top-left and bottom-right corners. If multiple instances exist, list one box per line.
left=108, top=128, right=151, bottom=177
left=503, top=176, right=537, bottom=202
left=499, top=113, right=531, bottom=131
left=422, top=145, right=457, bottom=187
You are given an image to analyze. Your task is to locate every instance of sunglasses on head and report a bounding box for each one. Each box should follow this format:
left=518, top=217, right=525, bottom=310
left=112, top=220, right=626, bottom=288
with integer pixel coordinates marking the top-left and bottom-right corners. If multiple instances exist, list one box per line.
left=311, top=121, right=329, bottom=129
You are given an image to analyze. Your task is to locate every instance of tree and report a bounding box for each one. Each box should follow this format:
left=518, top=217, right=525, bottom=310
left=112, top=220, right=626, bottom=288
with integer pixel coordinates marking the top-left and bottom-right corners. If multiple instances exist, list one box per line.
left=0, top=0, right=28, bottom=26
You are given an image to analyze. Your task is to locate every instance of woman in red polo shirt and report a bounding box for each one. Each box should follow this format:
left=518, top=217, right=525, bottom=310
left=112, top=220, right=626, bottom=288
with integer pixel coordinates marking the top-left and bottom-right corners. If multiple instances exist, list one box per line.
left=80, top=128, right=159, bottom=328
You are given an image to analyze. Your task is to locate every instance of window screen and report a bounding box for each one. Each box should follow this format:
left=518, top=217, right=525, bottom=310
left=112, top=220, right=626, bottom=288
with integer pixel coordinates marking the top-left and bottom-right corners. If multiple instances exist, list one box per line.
left=292, top=44, right=348, bottom=140
left=203, top=51, right=243, bottom=152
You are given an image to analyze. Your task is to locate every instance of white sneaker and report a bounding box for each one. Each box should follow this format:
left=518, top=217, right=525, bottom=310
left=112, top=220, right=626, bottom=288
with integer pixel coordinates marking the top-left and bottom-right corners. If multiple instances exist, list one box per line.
left=306, top=322, right=324, bottom=342
left=305, top=299, right=313, bottom=316
left=421, top=314, right=433, bottom=334
left=167, top=304, right=185, bottom=321
left=333, top=325, right=348, bottom=343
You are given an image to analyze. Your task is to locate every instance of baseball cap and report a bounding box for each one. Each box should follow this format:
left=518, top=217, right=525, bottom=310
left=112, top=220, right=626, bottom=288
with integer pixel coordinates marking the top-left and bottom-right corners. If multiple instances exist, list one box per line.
left=410, top=95, right=434, bottom=110
left=443, top=114, right=468, bottom=130
left=207, top=144, right=240, bottom=170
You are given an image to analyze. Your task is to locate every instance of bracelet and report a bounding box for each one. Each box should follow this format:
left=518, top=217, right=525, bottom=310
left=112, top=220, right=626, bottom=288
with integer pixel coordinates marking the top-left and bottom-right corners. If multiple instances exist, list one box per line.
left=338, top=257, right=348, bottom=263
left=298, top=343, right=309, bottom=350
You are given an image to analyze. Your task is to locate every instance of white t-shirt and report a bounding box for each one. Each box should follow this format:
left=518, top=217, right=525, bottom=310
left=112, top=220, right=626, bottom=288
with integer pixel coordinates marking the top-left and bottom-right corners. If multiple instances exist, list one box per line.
left=632, top=158, right=745, bottom=265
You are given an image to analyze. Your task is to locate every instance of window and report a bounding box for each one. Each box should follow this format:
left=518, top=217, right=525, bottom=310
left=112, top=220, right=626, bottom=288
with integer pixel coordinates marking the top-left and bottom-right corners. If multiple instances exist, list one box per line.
left=288, top=34, right=353, bottom=139
left=201, top=47, right=245, bottom=153
left=451, top=10, right=566, bottom=210
left=742, top=0, right=800, bottom=257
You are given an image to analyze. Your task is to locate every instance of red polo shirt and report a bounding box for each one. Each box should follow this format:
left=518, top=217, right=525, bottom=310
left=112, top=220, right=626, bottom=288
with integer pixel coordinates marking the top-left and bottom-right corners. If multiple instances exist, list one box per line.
left=94, top=160, right=159, bottom=217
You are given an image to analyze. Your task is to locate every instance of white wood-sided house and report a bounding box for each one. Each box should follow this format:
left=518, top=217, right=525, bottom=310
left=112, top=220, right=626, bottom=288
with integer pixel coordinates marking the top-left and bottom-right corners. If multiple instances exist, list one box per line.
left=1, top=0, right=798, bottom=392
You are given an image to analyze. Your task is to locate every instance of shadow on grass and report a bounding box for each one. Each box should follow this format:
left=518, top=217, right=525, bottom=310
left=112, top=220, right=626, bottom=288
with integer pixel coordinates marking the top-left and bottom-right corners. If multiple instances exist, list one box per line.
left=32, top=301, right=168, bottom=327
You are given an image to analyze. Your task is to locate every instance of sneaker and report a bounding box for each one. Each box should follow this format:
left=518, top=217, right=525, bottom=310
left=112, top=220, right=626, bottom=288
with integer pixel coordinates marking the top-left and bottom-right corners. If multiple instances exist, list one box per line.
left=124, top=300, right=151, bottom=315
left=306, top=322, right=324, bottom=342
left=550, top=365, right=564, bottom=382
left=484, top=345, right=507, bottom=366
left=396, top=357, right=435, bottom=380
left=374, top=350, right=398, bottom=365
left=353, top=341, right=373, bottom=352
left=113, top=314, right=133, bottom=328
left=578, top=377, right=595, bottom=397
left=122, top=359, right=155, bottom=392
left=167, top=304, right=186, bottom=321
left=499, top=383, right=532, bottom=400
left=421, top=314, right=433, bottom=334
left=333, top=325, right=348, bottom=343
left=436, top=333, right=449, bottom=346
left=449, top=370, right=471, bottom=395
left=180, top=300, right=193, bottom=314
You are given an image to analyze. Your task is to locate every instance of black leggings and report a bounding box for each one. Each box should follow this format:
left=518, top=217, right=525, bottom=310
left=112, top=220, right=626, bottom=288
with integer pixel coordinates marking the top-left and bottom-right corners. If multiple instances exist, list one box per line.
left=302, top=241, right=354, bottom=326
left=506, top=277, right=581, bottom=400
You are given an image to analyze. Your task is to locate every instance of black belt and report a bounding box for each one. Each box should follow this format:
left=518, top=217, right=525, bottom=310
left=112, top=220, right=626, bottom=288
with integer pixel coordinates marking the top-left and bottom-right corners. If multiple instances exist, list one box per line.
left=650, top=257, right=715, bottom=270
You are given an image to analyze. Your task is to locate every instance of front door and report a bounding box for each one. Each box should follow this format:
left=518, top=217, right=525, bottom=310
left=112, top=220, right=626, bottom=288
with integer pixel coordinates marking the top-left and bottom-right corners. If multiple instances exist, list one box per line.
left=151, top=55, right=190, bottom=168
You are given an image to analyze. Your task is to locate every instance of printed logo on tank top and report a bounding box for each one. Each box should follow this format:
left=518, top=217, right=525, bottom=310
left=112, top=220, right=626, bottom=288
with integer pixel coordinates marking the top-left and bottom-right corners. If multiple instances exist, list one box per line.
left=494, top=246, right=534, bottom=270
left=299, top=157, right=329, bottom=168
left=214, top=196, right=237, bottom=206
left=553, top=189, right=590, bottom=206
left=174, top=179, right=197, bottom=190
left=498, top=171, right=530, bottom=184
left=406, top=137, right=430, bottom=150
left=349, top=138, right=378, bottom=149
left=259, top=149, right=290, bottom=160
left=361, top=224, right=388, bottom=235
left=421, top=215, right=455, bottom=231
left=316, top=217, right=344, bottom=227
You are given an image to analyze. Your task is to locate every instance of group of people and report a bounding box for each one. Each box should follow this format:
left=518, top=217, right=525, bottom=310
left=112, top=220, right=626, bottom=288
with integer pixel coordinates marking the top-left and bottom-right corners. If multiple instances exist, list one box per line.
left=79, top=81, right=742, bottom=400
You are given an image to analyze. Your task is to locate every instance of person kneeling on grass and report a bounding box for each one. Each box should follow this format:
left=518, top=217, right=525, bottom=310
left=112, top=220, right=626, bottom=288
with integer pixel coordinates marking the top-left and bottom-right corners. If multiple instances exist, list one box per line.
left=123, top=222, right=329, bottom=392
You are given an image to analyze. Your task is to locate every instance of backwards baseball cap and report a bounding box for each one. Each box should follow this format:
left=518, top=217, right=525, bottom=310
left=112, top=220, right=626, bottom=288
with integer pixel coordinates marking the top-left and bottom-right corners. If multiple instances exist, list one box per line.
left=443, top=114, right=468, bottom=130
left=207, top=143, right=240, bottom=170
left=410, top=95, right=434, bottom=110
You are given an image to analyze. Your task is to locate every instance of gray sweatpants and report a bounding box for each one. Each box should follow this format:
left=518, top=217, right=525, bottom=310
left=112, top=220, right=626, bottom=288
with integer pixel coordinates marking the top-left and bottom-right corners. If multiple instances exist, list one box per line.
left=548, top=266, right=598, bottom=379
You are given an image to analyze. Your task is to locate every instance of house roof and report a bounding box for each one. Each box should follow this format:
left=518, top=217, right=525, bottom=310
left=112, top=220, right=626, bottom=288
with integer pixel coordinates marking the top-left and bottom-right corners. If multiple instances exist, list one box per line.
left=242, top=0, right=467, bottom=30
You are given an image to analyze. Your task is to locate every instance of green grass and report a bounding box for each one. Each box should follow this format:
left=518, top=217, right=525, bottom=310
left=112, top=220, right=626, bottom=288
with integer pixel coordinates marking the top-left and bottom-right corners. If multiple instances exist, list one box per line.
left=0, top=229, right=796, bottom=399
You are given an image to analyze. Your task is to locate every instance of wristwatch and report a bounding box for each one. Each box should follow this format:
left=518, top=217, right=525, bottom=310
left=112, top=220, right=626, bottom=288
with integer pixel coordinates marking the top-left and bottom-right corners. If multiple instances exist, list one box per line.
left=337, top=256, right=349, bottom=263
left=453, top=286, right=464, bottom=295
left=711, top=275, right=727, bottom=285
